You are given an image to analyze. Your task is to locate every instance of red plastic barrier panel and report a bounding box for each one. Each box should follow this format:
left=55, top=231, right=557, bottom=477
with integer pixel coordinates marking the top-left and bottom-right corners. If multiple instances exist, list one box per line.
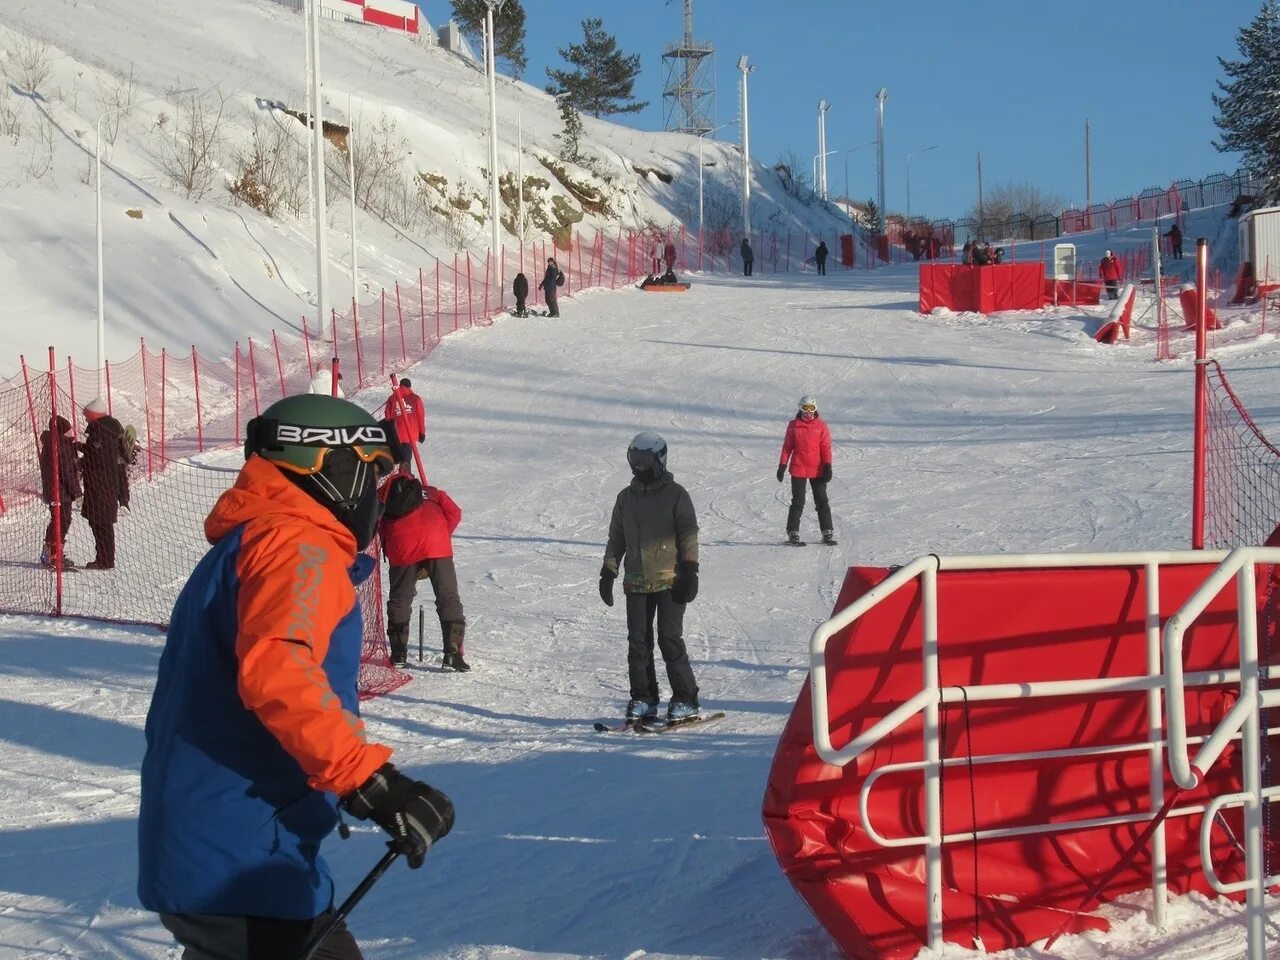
left=1179, top=286, right=1221, bottom=331
left=763, top=562, right=1255, bottom=960
left=1044, top=278, right=1103, bottom=306
left=919, top=264, right=1044, bottom=313
left=840, top=234, right=855, bottom=268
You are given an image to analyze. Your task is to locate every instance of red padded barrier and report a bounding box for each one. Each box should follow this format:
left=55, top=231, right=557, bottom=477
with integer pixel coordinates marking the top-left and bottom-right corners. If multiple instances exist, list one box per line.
left=919, top=264, right=1044, bottom=313
left=763, top=562, right=1256, bottom=959
left=1179, top=286, right=1221, bottom=331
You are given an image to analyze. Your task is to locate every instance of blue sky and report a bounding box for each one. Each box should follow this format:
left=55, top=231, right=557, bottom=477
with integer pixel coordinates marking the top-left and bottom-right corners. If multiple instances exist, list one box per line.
left=418, top=1, right=1257, bottom=220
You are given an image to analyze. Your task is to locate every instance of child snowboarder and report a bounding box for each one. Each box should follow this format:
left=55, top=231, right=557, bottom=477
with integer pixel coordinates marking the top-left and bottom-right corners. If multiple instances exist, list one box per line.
left=598, top=432, right=702, bottom=723
left=777, top=395, right=836, bottom=546
left=513, top=271, right=530, bottom=317
left=380, top=473, right=468, bottom=671
left=138, top=393, right=454, bottom=958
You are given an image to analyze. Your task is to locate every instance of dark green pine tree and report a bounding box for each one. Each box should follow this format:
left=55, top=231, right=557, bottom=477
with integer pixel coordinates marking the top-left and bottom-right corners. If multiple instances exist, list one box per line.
left=545, top=17, right=648, bottom=118
left=554, top=96, right=584, bottom=162
left=1213, top=1, right=1280, bottom=201
left=449, top=0, right=528, bottom=78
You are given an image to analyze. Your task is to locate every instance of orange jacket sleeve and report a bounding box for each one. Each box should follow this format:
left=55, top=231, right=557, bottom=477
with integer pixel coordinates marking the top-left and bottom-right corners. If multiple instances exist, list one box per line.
left=233, top=522, right=391, bottom=796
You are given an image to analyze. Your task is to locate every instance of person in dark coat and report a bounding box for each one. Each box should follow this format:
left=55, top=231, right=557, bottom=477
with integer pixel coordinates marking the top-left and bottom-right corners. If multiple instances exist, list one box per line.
left=815, top=240, right=829, bottom=275
left=1165, top=222, right=1183, bottom=260
left=972, top=242, right=991, bottom=266
left=541, top=257, right=565, bottom=318
left=39, top=414, right=82, bottom=567
left=79, top=399, right=130, bottom=569
left=513, top=271, right=529, bottom=317
left=740, top=237, right=754, bottom=276
left=664, top=240, right=677, bottom=273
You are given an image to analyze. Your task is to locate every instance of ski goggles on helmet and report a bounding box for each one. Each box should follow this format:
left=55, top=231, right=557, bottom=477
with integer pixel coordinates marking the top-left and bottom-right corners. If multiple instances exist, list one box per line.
left=245, top=417, right=404, bottom=477
left=627, top=447, right=661, bottom=474
left=800, top=402, right=818, bottom=415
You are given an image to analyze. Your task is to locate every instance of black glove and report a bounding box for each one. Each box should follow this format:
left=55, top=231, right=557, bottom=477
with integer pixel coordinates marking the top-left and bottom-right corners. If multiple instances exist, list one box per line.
left=340, top=763, right=454, bottom=869
left=819, top=463, right=833, bottom=483
left=599, top=564, right=616, bottom=607
left=418, top=433, right=425, bottom=444
left=671, top=560, right=699, bottom=604
left=776, top=465, right=786, bottom=482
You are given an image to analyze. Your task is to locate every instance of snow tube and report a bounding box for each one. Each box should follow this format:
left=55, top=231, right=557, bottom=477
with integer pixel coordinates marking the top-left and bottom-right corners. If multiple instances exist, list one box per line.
left=763, top=561, right=1252, bottom=959
left=639, top=282, right=691, bottom=292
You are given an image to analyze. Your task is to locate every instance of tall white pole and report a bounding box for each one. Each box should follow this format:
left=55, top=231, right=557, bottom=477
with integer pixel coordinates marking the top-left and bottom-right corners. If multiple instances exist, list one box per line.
left=517, top=110, right=524, bottom=273
left=348, top=109, right=358, bottom=326
left=304, top=0, right=315, bottom=225
left=485, top=2, right=501, bottom=255
left=309, top=0, right=330, bottom=343
left=818, top=100, right=830, bottom=201
left=95, top=116, right=106, bottom=397
left=739, top=58, right=751, bottom=240
left=698, top=133, right=705, bottom=248
left=875, top=87, right=887, bottom=233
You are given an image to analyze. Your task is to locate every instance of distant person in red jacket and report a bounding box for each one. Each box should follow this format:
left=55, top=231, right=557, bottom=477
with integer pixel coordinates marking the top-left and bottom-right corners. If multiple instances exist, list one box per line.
left=1099, top=249, right=1123, bottom=300
left=776, top=395, right=835, bottom=546
left=379, top=474, right=468, bottom=670
left=384, top=378, right=426, bottom=465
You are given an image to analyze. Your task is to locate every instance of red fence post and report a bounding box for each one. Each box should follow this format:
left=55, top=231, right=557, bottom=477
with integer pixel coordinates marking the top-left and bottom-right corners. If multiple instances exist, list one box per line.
left=395, top=282, right=407, bottom=360
left=66, top=357, right=78, bottom=440
left=234, top=342, right=240, bottom=445
left=105, top=360, right=113, bottom=417
left=247, top=338, right=261, bottom=419
left=140, top=338, right=154, bottom=480
left=302, top=316, right=314, bottom=379
left=160, top=348, right=167, bottom=467
left=351, top=305, right=364, bottom=385
left=192, top=347, right=204, bottom=453
left=435, top=259, right=441, bottom=342
left=1192, top=239, right=1209, bottom=549
left=419, top=267, right=427, bottom=352
left=272, top=331, right=286, bottom=398
left=47, top=347, right=63, bottom=607
left=454, top=254, right=460, bottom=331
left=380, top=289, right=387, bottom=378
left=483, top=251, right=491, bottom=320
left=466, top=253, right=474, bottom=327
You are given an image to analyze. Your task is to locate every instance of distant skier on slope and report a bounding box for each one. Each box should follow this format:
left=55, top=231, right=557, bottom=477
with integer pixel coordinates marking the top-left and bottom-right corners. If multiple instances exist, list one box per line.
left=777, top=395, right=836, bottom=546
left=137, top=394, right=454, bottom=960
left=815, top=240, right=828, bottom=275
left=1099, top=249, right=1123, bottom=300
left=513, top=271, right=530, bottom=317
left=599, top=432, right=703, bottom=724
left=541, top=257, right=565, bottom=317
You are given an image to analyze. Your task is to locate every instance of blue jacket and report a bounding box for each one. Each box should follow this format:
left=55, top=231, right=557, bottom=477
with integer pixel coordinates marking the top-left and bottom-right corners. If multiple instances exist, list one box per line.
left=138, top=457, right=388, bottom=919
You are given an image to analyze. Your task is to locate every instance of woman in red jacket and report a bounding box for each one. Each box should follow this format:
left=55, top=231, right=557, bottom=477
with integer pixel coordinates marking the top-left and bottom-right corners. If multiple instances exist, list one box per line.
left=777, top=396, right=836, bottom=546
left=379, top=473, right=468, bottom=670
left=1099, top=249, right=1123, bottom=301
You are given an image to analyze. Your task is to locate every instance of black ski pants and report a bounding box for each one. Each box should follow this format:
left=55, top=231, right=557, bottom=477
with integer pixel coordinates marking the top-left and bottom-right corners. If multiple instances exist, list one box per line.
left=159, top=911, right=362, bottom=960
left=743, top=260, right=753, bottom=277
left=787, top=476, right=832, bottom=534
left=515, top=294, right=526, bottom=315
left=816, top=259, right=826, bottom=275
left=89, top=518, right=116, bottom=567
left=44, top=504, right=72, bottom=554
left=387, top=557, right=465, bottom=633
left=625, top=590, right=698, bottom=706
left=545, top=293, right=559, bottom=317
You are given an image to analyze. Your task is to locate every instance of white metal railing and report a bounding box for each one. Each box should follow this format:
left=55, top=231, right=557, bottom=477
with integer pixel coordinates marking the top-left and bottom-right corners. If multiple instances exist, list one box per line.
left=808, top=548, right=1278, bottom=954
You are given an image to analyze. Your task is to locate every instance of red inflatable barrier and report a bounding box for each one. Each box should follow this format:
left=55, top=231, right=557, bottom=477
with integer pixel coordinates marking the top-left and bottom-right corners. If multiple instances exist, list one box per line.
left=1178, top=285, right=1220, bottom=331
left=763, top=562, right=1255, bottom=959
left=919, top=264, right=1044, bottom=313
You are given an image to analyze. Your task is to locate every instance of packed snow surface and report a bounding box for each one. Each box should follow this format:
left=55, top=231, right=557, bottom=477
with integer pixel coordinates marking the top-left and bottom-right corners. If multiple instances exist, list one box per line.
left=2, top=265, right=1279, bottom=959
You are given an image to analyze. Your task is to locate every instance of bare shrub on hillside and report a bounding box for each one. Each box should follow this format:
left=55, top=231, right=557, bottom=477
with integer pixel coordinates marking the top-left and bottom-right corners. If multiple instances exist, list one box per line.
left=0, top=85, right=20, bottom=144
left=3, top=34, right=53, bottom=96
left=95, top=65, right=138, bottom=148
left=24, top=110, right=54, bottom=183
left=325, top=113, right=410, bottom=221
left=229, top=112, right=308, bottom=219
left=964, top=181, right=1065, bottom=241
left=438, top=184, right=482, bottom=252
left=159, top=89, right=227, bottom=200
left=700, top=182, right=740, bottom=254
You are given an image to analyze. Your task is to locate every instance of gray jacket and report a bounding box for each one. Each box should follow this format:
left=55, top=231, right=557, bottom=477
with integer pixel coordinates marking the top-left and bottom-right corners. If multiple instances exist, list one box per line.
left=603, top=472, right=699, bottom=594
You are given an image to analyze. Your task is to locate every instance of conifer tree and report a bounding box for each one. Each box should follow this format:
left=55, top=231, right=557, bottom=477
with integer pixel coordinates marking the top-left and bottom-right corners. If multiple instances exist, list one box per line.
left=1213, top=1, right=1280, bottom=201
left=545, top=17, right=647, bottom=118
left=449, top=0, right=527, bottom=78
left=554, top=97, right=584, bottom=162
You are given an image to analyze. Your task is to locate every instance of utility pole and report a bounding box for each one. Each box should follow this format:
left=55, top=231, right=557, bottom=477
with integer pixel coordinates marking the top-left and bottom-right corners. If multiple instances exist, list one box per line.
left=1084, top=118, right=1092, bottom=230
left=484, top=1, right=503, bottom=255
left=977, top=151, right=984, bottom=241
left=738, top=56, right=753, bottom=239
left=875, top=87, right=887, bottom=233
left=307, top=0, right=330, bottom=343
left=817, top=100, right=831, bottom=201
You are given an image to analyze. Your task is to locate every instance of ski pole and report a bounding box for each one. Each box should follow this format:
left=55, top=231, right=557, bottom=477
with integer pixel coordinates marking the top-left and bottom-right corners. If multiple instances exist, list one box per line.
left=297, top=844, right=401, bottom=960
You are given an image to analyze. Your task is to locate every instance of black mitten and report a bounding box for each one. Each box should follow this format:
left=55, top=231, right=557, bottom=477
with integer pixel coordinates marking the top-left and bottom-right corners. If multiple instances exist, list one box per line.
left=340, top=763, right=454, bottom=869
left=819, top=463, right=833, bottom=483
left=776, top=465, right=786, bottom=482
left=599, top=564, right=616, bottom=607
left=671, top=560, right=699, bottom=604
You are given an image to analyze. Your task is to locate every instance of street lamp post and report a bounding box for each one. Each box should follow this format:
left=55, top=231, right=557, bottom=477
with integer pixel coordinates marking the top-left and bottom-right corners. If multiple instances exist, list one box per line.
left=482, top=0, right=505, bottom=255
left=346, top=69, right=413, bottom=328
left=841, top=139, right=878, bottom=222
left=306, top=0, right=332, bottom=344
left=96, top=88, right=195, bottom=395
left=738, top=56, right=754, bottom=240
left=874, top=87, right=887, bottom=233
left=817, top=100, right=831, bottom=200
left=905, top=144, right=939, bottom=220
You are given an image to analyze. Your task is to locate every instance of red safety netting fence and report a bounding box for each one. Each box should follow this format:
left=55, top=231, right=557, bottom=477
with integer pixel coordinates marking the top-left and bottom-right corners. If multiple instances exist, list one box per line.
left=1204, top=359, right=1280, bottom=551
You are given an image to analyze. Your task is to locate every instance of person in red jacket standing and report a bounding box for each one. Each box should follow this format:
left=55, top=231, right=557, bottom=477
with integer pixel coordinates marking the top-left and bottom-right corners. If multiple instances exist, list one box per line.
left=777, top=395, right=836, bottom=546
left=384, top=378, right=426, bottom=466
left=1099, top=249, right=1123, bottom=301
left=379, top=474, right=468, bottom=670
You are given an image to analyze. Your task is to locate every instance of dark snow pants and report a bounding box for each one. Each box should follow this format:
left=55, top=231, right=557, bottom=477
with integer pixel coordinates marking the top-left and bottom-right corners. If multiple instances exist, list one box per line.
left=743, top=260, right=753, bottom=276
left=44, top=504, right=71, bottom=555
left=625, top=590, right=698, bottom=706
left=816, top=258, right=826, bottom=275
left=88, top=518, right=116, bottom=567
left=545, top=293, right=559, bottom=317
left=515, top=294, right=526, bottom=315
left=387, top=558, right=465, bottom=633
left=159, top=911, right=362, bottom=960
left=787, top=476, right=832, bottom=534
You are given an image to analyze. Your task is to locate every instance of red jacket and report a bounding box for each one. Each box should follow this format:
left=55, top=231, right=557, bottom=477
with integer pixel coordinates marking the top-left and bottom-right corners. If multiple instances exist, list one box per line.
left=1099, top=255, right=1123, bottom=282
left=379, top=486, right=461, bottom=564
left=779, top=416, right=832, bottom=479
left=384, top=386, right=426, bottom=443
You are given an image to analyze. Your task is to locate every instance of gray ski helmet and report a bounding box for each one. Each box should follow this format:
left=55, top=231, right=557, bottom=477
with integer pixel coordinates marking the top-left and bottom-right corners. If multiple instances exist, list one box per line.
left=627, top=431, right=668, bottom=478
left=799, top=395, right=818, bottom=413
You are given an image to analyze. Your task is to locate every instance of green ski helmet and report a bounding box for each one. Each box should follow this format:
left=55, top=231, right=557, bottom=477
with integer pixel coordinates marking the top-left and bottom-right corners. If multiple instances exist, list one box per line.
left=244, top=393, right=403, bottom=549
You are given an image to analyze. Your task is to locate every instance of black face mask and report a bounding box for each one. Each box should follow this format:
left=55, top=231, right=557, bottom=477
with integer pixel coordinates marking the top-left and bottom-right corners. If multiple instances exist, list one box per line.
left=288, top=447, right=389, bottom=551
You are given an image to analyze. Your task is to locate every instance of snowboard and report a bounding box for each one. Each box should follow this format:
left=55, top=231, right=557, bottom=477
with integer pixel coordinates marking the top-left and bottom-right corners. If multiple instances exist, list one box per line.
left=594, top=711, right=726, bottom=734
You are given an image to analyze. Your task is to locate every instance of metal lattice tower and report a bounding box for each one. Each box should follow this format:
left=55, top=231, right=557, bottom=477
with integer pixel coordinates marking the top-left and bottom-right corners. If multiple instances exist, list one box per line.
left=661, top=0, right=715, bottom=135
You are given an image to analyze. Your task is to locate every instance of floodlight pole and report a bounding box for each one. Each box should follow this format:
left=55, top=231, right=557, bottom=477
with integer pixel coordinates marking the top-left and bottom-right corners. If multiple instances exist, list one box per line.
left=517, top=109, right=525, bottom=273
left=817, top=100, right=831, bottom=200
left=906, top=144, right=939, bottom=221
left=875, top=87, right=887, bottom=233
left=484, top=1, right=503, bottom=255
left=738, top=56, right=753, bottom=240
left=307, top=0, right=331, bottom=344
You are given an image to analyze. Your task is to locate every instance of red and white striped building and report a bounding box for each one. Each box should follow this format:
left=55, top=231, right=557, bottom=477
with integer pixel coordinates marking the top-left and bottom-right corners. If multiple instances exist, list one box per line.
left=323, top=0, right=422, bottom=34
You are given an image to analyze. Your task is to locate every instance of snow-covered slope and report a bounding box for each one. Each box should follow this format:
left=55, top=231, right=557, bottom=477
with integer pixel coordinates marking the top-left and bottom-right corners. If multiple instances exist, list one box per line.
left=0, top=0, right=851, bottom=375
left=2, top=264, right=1279, bottom=959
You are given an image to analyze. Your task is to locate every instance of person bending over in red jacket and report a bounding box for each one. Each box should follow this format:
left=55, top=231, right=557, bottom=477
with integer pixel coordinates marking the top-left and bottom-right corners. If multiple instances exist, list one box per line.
left=379, top=474, right=468, bottom=670
left=777, top=395, right=836, bottom=546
